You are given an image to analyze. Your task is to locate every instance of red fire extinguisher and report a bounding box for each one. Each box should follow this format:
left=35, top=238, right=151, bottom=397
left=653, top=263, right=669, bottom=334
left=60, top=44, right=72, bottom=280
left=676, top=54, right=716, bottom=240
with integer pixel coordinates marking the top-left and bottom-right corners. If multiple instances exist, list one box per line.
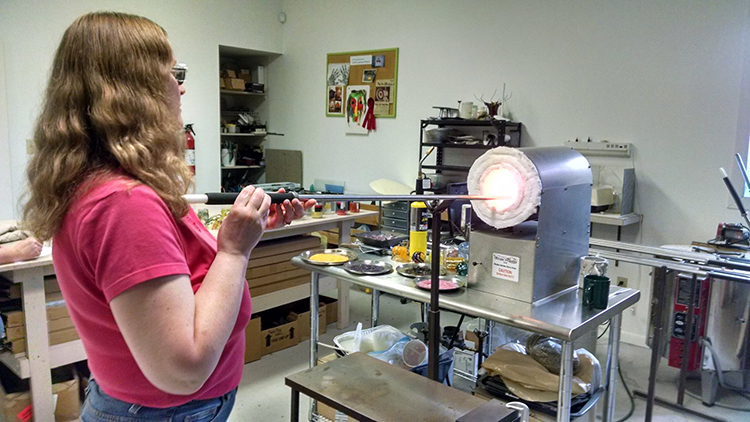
left=184, top=124, right=196, bottom=174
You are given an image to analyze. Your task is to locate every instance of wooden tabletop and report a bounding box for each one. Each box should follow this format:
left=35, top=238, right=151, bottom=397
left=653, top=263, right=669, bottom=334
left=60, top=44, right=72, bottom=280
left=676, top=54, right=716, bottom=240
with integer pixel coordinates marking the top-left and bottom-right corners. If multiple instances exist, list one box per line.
left=285, top=353, right=485, bottom=422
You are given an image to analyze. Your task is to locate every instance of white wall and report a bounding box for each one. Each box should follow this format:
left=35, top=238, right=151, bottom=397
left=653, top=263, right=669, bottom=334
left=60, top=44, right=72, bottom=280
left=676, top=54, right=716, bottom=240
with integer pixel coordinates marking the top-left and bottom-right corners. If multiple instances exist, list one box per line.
left=0, top=0, right=284, bottom=217
left=0, top=42, right=13, bottom=220
left=273, top=0, right=750, bottom=344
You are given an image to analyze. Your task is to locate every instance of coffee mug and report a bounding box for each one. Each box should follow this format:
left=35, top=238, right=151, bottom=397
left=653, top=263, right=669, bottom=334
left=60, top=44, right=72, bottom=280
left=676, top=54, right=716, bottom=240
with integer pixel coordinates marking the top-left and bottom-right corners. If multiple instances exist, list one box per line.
left=583, top=275, right=610, bottom=309
left=506, top=401, right=530, bottom=422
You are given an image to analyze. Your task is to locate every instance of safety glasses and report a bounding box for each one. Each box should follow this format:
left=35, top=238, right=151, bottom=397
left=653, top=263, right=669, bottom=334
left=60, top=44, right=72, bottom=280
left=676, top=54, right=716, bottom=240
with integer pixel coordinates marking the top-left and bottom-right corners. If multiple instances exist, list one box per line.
left=171, top=63, right=188, bottom=85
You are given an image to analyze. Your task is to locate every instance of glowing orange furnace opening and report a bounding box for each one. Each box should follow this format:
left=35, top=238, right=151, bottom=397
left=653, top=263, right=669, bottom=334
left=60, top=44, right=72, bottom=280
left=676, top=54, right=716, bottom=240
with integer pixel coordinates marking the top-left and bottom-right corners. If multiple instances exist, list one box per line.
left=480, top=165, right=524, bottom=212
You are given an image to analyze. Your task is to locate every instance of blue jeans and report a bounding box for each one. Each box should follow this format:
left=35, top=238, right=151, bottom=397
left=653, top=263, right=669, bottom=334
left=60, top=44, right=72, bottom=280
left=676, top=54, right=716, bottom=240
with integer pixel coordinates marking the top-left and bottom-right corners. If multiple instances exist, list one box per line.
left=81, top=379, right=236, bottom=422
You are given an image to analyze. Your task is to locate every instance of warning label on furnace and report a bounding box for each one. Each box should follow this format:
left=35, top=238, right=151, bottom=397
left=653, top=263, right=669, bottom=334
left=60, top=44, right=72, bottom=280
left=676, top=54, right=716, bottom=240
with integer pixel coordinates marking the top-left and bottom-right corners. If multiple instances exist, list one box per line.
left=492, top=253, right=520, bottom=282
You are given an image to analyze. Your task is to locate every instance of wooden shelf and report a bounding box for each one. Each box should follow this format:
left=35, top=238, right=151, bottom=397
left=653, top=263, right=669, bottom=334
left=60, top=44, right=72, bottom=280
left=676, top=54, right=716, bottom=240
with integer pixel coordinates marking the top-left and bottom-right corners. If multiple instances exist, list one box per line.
left=221, top=132, right=267, bottom=137
left=220, top=90, right=266, bottom=97
left=221, top=165, right=265, bottom=170
left=0, top=340, right=86, bottom=379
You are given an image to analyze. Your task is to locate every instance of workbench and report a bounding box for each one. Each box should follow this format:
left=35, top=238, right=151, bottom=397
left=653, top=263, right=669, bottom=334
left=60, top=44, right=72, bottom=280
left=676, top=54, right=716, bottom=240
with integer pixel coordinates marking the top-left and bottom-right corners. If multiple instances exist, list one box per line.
left=0, top=210, right=374, bottom=420
left=286, top=352, right=490, bottom=422
left=291, top=253, right=640, bottom=422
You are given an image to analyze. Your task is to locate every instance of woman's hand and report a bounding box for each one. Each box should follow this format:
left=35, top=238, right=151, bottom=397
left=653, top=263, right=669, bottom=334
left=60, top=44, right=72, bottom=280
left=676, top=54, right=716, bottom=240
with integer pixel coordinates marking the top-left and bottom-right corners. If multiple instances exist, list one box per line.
left=11, top=237, right=43, bottom=261
left=265, top=189, right=316, bottom=229
left=216, top=186, right=271, bottom=260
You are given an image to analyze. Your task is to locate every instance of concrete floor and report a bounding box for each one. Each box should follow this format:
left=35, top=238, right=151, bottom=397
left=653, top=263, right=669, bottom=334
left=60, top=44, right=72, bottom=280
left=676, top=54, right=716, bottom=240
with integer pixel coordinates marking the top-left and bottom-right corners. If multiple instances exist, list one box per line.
left=229, top=289, right=750, bottom=421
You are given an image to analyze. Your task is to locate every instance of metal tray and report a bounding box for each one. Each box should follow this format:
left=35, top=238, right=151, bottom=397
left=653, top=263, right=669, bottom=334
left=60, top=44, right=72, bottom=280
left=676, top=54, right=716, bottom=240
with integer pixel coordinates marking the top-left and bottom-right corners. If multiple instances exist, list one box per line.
left=395, top=263, right=447, bottom=278
left=414, top=276, right=466, bottom=292
left=299, top=249, right=358, bottom=266
left=343, top=260, right=393, bottom=276
left=352, top=230, right=408, bottom=248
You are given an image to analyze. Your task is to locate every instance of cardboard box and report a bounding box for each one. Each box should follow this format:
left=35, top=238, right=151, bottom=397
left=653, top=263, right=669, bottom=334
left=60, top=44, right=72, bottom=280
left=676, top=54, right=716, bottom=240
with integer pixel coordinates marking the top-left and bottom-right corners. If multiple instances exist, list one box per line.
left=244, top=315, right=262, bottom=364
left=9, top=327, right=80, bottom=355
left=247, top=250, right=306, bottom=269
left=0, top=377, right=80, bottom=422
left=247, top=268, right=310, bottom=289
left=44, top=277, right=60, bottom=294
left=2, top=312, right=22, bottom=328
left=317, top=402, right=359, bottom=422
left=7, top=285, right=20, bottom=300
left=245, top=260, right=296, bottom=279
left=287, top=307, right=326, bottom=342
left=251, top=236, right=321, bottom=260
left=5, top=317, right=75, bottom=341
left=219, top=78, right=225, bottom=89
left=1, top=293, right=71, bottom=323
left=48, top=317, right=75, bottom=333
left=224, top=69, right=236, bottom=78
left=223, top=78, right=245, bottom=91
left=239, top=69, right=253, bottom=83
left=4, top=326, right=23, bottom=342
left=49, top=327, right=79, bottom=345
left=319, top=296, right=338, bottom=325
left=260, top=316, right=299, bottom=356
left=46, top=301, right=69, bottom=321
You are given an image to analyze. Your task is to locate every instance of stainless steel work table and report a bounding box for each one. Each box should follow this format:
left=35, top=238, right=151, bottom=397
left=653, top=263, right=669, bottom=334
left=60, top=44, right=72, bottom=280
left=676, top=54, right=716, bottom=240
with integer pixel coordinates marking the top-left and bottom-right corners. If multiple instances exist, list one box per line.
left=286, top=352, right=488, bottom=422
left=292, top=253, right=640, bottom=422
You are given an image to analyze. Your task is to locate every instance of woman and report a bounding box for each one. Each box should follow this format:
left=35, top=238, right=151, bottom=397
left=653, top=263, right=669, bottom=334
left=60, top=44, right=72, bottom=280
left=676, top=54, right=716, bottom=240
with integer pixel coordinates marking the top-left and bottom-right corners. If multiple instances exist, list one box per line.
left=23, top=12, right=312, bottom=421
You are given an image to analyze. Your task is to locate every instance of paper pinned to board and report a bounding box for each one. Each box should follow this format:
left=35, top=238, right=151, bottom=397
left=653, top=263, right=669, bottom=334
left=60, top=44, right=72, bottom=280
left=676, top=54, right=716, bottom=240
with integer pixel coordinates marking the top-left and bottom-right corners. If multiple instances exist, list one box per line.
left=350, top=55, right=372, bottom=66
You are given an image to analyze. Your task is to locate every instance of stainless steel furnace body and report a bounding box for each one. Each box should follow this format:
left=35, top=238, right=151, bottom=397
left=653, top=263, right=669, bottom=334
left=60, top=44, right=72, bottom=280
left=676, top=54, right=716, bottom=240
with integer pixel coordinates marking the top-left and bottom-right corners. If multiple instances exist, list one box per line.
left=468, top=147, right=592, bottom=303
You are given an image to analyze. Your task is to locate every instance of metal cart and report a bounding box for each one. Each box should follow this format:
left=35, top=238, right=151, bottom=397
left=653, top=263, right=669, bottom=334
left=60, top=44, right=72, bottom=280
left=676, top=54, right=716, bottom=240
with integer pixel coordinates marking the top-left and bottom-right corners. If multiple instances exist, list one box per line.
left=292, top=253, right=640, bottom=422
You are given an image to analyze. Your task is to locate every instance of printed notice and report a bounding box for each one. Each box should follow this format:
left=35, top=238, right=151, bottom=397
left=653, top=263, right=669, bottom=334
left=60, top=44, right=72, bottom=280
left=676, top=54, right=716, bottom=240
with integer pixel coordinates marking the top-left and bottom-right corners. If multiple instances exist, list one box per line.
left=492, top=253, right=520, bottom=282
left=350, top=55, right=372, bottom=65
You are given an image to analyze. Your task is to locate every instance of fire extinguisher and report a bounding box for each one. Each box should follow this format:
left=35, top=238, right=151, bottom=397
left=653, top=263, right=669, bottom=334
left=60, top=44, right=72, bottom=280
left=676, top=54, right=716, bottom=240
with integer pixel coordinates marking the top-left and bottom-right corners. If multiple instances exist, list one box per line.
left=184, top=124, right=196, bottom=174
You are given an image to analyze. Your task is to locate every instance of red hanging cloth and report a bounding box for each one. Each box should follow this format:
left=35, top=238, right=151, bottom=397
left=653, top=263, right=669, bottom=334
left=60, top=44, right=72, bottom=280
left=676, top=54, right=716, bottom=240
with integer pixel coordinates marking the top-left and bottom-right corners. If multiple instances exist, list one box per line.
left=362, top=97, right=376, bottom=131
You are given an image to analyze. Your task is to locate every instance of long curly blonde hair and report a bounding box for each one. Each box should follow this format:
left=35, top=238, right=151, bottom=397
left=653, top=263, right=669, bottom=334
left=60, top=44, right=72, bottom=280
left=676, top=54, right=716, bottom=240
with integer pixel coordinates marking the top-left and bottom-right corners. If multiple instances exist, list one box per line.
left=23, top=12, right=193, bottom=241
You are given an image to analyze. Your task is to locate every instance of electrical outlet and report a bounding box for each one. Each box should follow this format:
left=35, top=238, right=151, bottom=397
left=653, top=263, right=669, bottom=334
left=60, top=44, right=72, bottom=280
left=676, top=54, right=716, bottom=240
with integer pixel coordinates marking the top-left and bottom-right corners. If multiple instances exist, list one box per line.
left=617, top=276, right=628, bottom=288
left=26, top=139, right=34, bottom=154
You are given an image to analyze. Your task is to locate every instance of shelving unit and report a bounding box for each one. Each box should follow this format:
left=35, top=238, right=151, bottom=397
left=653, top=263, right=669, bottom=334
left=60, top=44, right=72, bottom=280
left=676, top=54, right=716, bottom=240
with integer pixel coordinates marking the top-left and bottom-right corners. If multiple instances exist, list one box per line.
left=219, top=45, right=281, bottom=191
left=417, top=118, right=522, bottom=194
left=0, top=339, right=85, bottom=379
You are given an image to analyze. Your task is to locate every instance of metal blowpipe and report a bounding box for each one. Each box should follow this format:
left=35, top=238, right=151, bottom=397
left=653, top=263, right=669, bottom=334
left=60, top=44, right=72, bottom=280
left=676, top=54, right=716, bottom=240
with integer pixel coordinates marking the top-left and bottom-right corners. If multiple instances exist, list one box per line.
left=184, top=192, right=504, bottom=205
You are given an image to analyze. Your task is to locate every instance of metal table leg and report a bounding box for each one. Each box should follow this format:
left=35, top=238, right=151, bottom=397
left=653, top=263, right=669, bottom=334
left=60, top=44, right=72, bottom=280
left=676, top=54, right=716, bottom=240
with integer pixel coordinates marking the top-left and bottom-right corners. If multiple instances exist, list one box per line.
left=557, top=341, right=574, bottom=422
left=310, top=272, right=320, bottom=368
left=291, top=388, right=300, bottom=422
left=309, top=272, right=320, bottom=419
left=645, top=266, right=669, bottom=421
left=486, top=320, right=495, bottom=355
left=371, top=289, right=381, bottom=328
left=603, top=313, right=622, bottom=422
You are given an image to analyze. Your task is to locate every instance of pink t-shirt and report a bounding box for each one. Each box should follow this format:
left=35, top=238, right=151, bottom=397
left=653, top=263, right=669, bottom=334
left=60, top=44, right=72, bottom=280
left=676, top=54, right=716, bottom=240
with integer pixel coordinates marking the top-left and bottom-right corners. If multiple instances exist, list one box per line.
left=52, top=177, right=252, bottom=408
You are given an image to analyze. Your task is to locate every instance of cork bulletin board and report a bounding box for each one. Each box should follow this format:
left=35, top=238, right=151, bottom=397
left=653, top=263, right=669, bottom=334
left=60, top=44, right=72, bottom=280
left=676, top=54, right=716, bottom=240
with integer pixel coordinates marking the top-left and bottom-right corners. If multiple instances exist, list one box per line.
left=326, top=48, right=399, bottom=118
